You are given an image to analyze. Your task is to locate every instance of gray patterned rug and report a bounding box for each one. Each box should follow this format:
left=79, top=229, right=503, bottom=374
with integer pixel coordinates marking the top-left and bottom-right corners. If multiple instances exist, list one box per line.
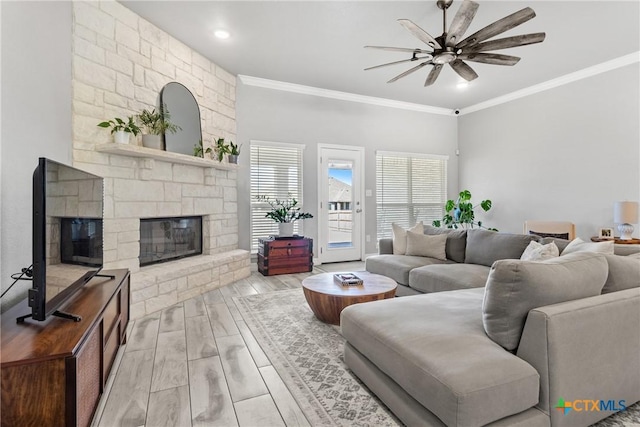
left=235, top=289, right=639, bottom=427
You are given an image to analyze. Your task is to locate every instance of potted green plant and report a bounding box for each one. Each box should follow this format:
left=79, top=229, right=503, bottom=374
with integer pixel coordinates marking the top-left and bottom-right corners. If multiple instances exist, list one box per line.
left=97, top=116, right=140, bottom=144
left=227, top=142, right=241, bottom=164
left=432, top=190, right=498, bottom=231
left=213, top=138, right=229, bottom=162
left=137, top=106, right=181, bottom=149
left=256, top=194, right=313, bottom=237
left=193, top=140, right=212, bottom=158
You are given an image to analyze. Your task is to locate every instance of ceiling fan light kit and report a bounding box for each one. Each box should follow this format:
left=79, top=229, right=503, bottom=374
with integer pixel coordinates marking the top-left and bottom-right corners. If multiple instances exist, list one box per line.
left=365, top=0, right=545, bottom=87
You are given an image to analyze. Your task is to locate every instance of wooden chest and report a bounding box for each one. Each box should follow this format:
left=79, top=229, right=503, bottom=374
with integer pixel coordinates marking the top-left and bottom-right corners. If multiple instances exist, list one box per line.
left=258, top=236, right=313, bottom=276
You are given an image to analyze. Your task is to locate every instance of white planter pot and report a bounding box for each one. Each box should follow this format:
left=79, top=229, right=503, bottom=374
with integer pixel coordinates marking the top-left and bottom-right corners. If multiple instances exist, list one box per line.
left=278, top=222, right=294, bottom=237
left=142, top=134, right=163, bottom=150
left=113, top=130, right=130, bottom=144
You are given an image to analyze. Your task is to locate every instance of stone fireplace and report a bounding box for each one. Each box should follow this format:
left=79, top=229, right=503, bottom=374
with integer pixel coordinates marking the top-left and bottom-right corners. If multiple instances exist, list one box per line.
left=69, top=1, right=250, bottom=319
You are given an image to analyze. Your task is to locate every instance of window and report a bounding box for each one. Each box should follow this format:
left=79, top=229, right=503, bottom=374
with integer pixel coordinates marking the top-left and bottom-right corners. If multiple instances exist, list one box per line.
left=250, top=141, right=305, bottom=251
left=376, top=151, right=448, bottom=240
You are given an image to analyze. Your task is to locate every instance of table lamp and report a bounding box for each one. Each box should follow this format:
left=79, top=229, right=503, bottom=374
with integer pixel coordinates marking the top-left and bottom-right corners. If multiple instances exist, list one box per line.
left=613, top=201, right=638, bottom=240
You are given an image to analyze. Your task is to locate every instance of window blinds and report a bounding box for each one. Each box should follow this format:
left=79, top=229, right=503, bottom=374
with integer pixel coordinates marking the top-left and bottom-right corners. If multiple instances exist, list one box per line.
left=376, top=151, right=448, bottom=240
left=250, top=142, right=305, bottom=251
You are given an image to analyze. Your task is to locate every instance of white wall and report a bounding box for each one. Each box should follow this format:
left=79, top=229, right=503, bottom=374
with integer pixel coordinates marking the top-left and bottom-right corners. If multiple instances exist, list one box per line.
left=236, top=83, right=458, bottom=255
left=0, top=2, right=72, bottom=311
left=458, top=63, right=640, bottom=239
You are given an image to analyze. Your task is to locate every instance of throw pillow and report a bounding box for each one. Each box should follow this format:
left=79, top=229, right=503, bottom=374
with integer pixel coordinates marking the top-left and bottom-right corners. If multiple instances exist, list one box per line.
left=392, top=222, right=424, bottom=255
left=520, top=241, right=559, bottom=261
left=601, top=254, right=640, bottom=293
left=423, top=225, right=467, bottom=263
left=528, top=230, right=570, bottom=240
left=539, top=237, right=571, bottom=253
left=482, top=252, right=608, bottom=351
left=405, top=231, right=447, bottom=260
left=561, top=237, right=614, bottom=255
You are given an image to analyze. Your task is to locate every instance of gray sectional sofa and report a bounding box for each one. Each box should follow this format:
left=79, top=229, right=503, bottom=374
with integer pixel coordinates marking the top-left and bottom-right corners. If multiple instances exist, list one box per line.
left=344, top=229, right=640, bottom=426
left=366, top=226, right=636, bottom=296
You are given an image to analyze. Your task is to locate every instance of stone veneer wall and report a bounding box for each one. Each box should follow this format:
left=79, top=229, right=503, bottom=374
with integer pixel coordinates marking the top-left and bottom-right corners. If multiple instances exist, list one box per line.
left=70, top=1, right=249, bottom=318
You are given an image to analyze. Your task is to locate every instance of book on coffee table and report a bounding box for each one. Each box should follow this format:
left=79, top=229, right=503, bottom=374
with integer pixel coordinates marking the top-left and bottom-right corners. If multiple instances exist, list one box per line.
left=333, top=273, right=363, bottom=286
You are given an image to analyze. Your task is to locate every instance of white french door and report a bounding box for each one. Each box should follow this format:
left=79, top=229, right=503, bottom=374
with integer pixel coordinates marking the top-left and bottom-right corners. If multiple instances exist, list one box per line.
left=317, top=144, right=364, bottom=264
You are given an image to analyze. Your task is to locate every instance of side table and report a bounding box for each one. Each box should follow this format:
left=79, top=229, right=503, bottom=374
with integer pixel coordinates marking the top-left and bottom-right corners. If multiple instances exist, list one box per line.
left=591, top=237, right=640, bottom=244
left=258, top=236, right=313, bottom=276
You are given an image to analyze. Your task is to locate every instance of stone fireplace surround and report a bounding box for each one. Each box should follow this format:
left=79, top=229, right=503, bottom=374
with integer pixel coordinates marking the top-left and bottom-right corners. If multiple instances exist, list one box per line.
left=69, top=1, right=250, bottom=319
left=93, top=147, right=250, bottom=320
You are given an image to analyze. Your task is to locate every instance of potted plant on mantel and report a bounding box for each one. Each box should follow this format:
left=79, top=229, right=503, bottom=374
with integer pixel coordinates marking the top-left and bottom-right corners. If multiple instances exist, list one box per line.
left=227, top=142, right=241, bottom=164
left=432, top=190, right=498, bottom=231
left=213, top=138, right=241, bottom=164
left=137, top=106, right=181, bottom=149
left=256, top=194, right=313, bottom=237
left=97, top=116, right=140, bottom=144
left=193, top=139, right=212, bottom=158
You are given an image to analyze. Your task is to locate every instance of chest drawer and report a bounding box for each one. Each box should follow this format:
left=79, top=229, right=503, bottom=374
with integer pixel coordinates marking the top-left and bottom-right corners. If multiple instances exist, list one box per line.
left=258, top=237, right=313, bottom=276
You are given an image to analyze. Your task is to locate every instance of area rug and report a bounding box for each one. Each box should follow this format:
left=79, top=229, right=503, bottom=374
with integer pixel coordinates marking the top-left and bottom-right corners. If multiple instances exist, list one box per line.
left=234, top=289, right=639, bottom=427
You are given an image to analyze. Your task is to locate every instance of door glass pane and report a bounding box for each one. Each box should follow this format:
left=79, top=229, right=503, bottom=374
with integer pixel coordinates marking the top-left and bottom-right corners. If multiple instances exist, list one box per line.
left=327, top=160, right=353, bottom=249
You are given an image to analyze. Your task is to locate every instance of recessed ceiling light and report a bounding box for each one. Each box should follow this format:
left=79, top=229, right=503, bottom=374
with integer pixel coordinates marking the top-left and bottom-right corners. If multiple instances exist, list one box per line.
left=214, top=29, right=230, bottom=40
left=456, top=81, right=469, bottom=89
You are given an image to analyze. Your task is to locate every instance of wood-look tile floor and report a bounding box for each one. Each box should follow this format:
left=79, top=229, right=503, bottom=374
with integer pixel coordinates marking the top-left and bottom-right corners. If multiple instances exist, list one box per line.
left=92, top=263, right=364, bottom=427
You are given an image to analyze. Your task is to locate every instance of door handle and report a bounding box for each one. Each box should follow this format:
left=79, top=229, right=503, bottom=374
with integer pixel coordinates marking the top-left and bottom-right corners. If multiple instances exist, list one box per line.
left=356, top=209, right=362, bottom=213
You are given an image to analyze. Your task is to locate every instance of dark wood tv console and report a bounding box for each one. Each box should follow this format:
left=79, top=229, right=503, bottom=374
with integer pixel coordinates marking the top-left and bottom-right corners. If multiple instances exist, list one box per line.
left=1, top=269, right=130, bottom=427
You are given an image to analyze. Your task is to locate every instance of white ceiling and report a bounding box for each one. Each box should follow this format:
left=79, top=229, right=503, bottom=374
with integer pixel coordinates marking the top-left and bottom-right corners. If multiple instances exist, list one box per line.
left=121, top=1, right=639, bottom=110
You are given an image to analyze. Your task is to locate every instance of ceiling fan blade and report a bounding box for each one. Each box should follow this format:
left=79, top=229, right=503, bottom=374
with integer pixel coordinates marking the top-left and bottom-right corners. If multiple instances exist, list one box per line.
left=387, top=61, right=431, bottom=83
left=397, top=19, right=442, bottom=49
left=424, top=64, right=443, bottom=86
left=445, top=0, right=480, bottom=47
left=365, top=56, right=432, bottom=71
left=462, top=33, right=546, bottom=53
left=457, top=52, right=520, bottom=66
left=457, top=7, right=536, bottom=49
left=365, top=46, right=433, bottom=54
left=449, top=59, right=478, bottom=81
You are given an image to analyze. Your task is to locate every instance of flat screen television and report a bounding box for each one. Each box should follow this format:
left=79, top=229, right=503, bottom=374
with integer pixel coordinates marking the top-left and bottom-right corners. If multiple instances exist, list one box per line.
left=19, top=158, right=105, bottom=323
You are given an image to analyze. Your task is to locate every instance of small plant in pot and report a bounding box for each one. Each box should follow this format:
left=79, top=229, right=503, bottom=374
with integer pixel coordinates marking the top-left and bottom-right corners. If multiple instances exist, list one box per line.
left=432, top=190, right=498, bottom=231
left=193, top=140, right=212, bottom=158
left=97, top=116, right=140, bottom=144
left=213, top=138, right=229, bottom=162
left=137, top=106, right=181, bottom=149
left=256, top=194, right=313, bottom=237
left=227, top=142, right=241, bottom=164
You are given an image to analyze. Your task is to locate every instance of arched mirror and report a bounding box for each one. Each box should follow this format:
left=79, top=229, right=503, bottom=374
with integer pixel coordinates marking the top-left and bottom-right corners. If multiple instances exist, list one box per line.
left=160, top=82, right=202, bottom=156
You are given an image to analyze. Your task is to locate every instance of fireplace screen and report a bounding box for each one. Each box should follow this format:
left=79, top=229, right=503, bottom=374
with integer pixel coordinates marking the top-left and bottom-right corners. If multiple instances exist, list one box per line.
left=140, top=216, right=202, bottom=266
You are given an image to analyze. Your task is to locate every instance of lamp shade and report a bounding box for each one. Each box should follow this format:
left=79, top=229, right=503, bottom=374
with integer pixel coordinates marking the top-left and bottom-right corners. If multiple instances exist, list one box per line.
left=613, top=201, right=639, bottom=224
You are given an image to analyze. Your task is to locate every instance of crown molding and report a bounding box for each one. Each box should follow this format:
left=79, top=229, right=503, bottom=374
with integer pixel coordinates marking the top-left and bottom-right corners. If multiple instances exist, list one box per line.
left=459, top=52, right=640, bottom=115
left=238, top=75, right=454, bottom=116
left=239, top=52, right=639, bottom=117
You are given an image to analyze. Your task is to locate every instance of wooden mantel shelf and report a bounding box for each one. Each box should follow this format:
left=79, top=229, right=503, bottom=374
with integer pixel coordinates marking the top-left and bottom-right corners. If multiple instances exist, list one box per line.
left=95, top=143, right=238, bottom=170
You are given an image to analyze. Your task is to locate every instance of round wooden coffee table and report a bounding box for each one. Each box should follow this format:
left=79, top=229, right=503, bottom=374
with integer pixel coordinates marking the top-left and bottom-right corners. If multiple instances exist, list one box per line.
left=302, top=272, right=397, bottom=325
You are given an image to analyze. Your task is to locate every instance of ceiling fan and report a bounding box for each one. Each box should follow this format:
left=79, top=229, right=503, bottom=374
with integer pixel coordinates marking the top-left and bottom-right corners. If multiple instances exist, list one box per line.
left=365, top=0, right=545, bottom=86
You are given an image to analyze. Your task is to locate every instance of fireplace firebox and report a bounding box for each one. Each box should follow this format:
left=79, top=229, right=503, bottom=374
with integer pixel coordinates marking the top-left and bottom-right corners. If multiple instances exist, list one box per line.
left=140, top=216, right=202, bottom=266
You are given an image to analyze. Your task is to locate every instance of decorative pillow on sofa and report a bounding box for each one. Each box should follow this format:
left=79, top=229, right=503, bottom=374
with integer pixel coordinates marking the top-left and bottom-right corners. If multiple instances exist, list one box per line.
left=601, top=254, right=640, bottom=293
left=520, top=241, right=559, bottom=261
left=423, top=225, right=467, bottom=263
left=465, top=229, right=538, bottom=267
left=482, top=252, right=608, bottom=351
left=528, top=230, right=570, bottom=240
left=539, top=237, right=571, bottom=253
left=561, top=237, right=614, bottom=255
left=405, top=231, right=447, bottom=260
left=392, top=222, right=424, bottom=255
